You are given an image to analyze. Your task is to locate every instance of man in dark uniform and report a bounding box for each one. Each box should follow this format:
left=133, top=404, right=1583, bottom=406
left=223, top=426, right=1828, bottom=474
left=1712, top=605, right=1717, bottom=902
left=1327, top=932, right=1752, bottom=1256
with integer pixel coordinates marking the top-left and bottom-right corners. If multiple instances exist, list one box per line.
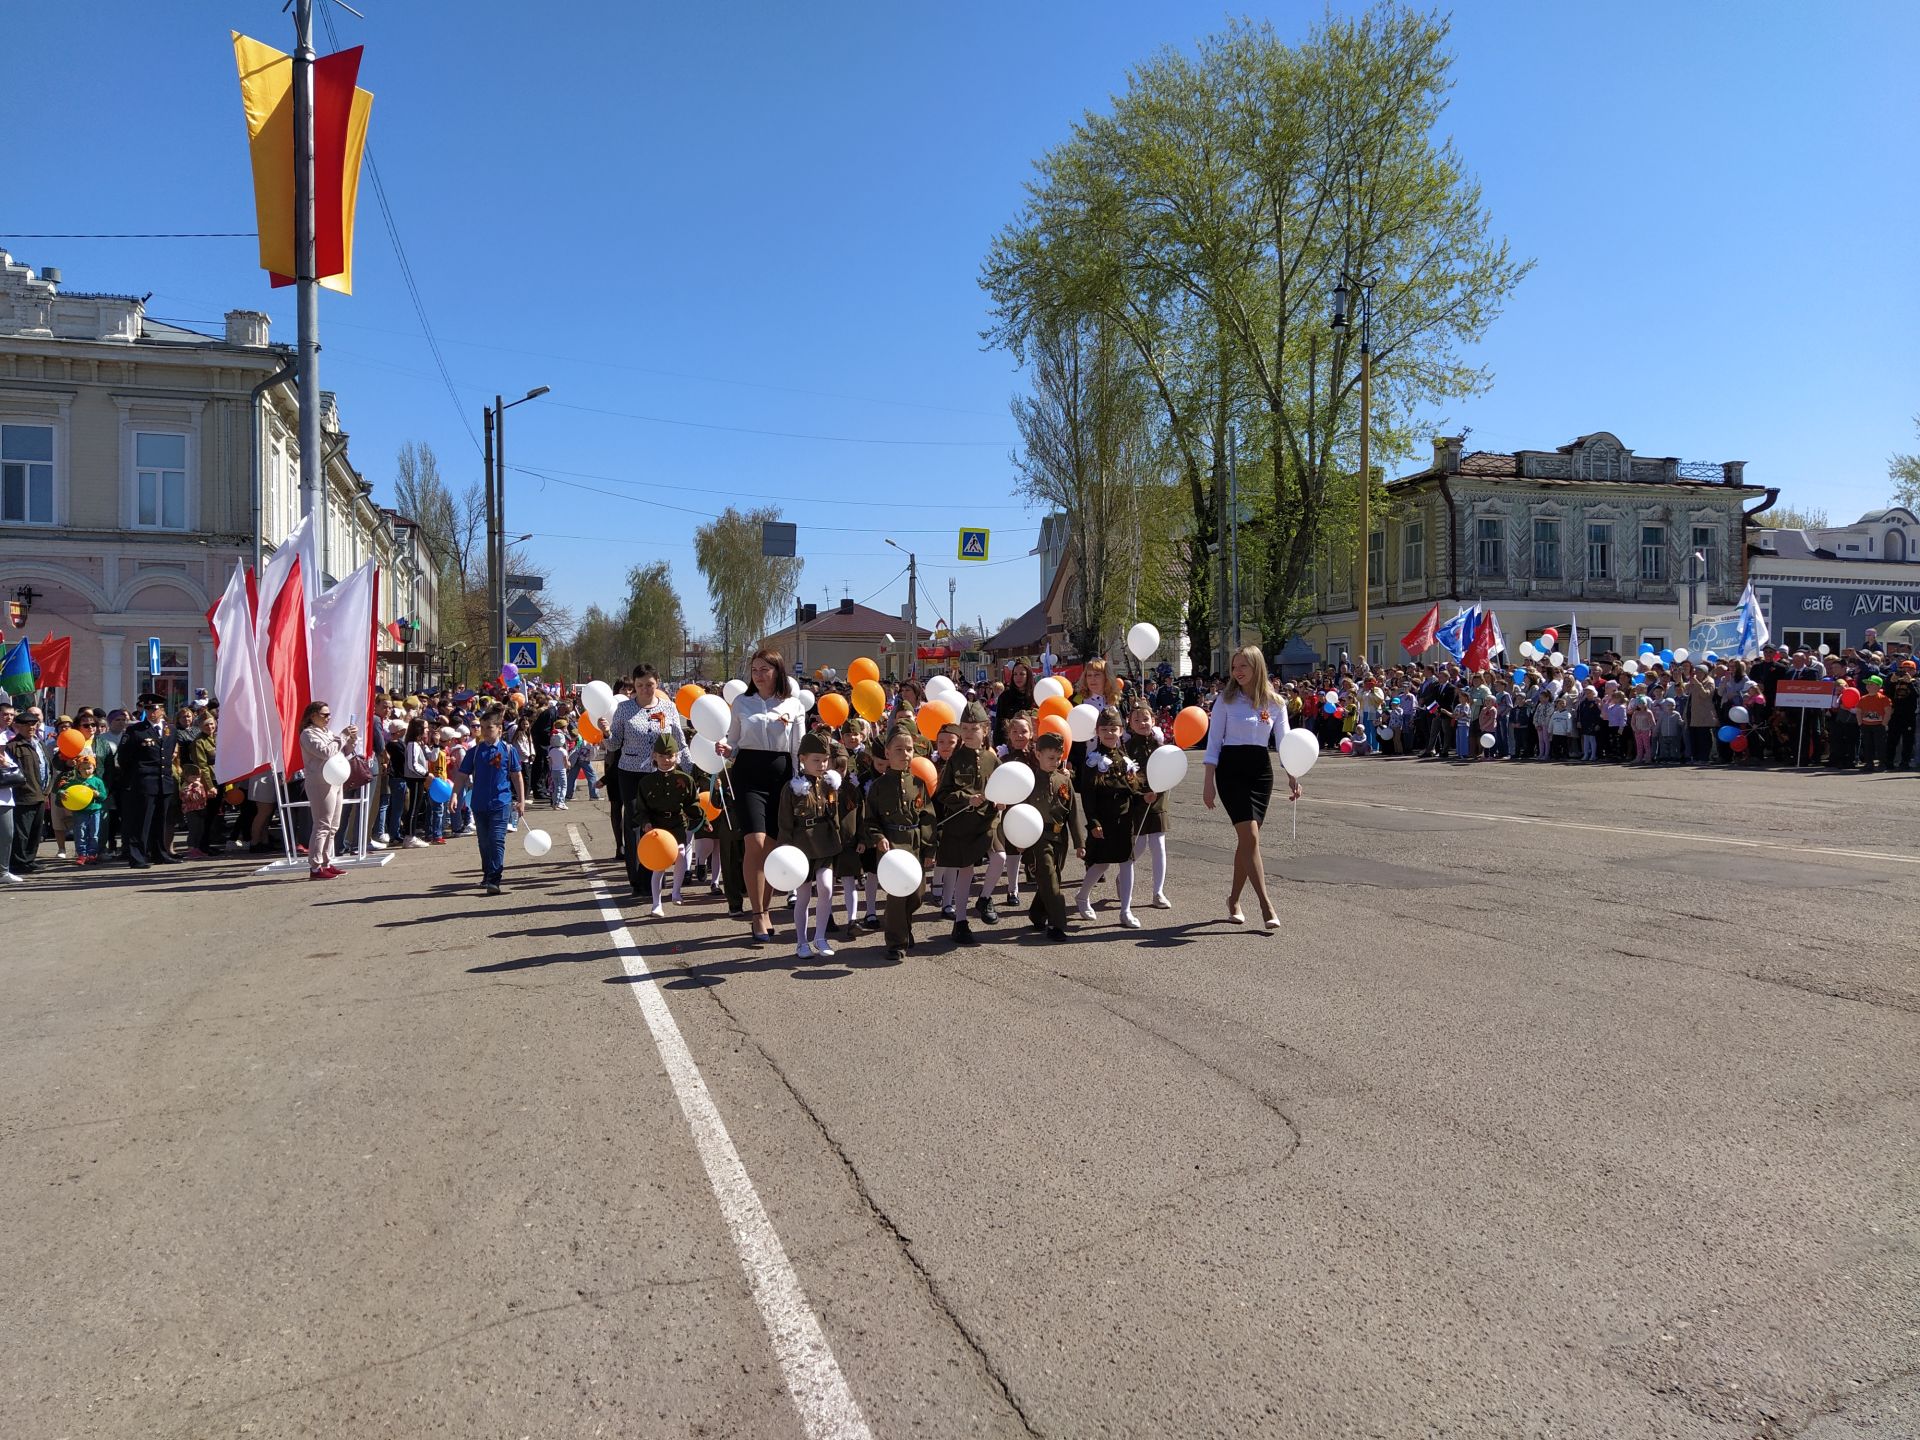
left=115, top=693, right=180, bottom=868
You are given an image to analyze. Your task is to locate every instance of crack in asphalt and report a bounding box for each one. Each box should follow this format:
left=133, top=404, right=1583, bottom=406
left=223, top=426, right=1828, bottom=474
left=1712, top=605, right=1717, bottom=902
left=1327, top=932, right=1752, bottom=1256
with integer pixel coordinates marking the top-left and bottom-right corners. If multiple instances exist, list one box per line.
left=698, top=983, right=1044, bottom=1439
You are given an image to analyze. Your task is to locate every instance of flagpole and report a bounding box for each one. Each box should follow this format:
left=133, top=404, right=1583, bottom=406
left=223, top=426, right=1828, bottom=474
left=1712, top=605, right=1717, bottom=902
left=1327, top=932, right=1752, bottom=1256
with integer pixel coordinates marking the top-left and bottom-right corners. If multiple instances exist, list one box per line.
left=292, top=0, right=326, bottom=585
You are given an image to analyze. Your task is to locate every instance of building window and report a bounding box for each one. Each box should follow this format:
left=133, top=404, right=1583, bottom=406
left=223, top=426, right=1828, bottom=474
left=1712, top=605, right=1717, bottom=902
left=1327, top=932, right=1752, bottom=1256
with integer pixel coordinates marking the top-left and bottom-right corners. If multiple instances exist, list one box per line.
left=1641, top=524, right=1667, bottom=582
left=1367, top=528, right=1384, bottom=589
left=1401, top=520, right=1425, bottom=582
left=148, top=644, right=192, bottom=713
left=134, top=432, right=189, bottom=530
left=1587, top=523, right=1612, bottom=580
left=1532, top=518, right=1560, bottom=579
left=1475, top=517, right=1504, bottom=576
left=1690, top=525, right=1717, bottom=584
left=1781, top=629, right=1843, bottom=654
left=1640, top=633, right=1668, bottom=655
left=1588, top=634, right=1618, bottom=660
left=1, top=423, right=55, bottom=525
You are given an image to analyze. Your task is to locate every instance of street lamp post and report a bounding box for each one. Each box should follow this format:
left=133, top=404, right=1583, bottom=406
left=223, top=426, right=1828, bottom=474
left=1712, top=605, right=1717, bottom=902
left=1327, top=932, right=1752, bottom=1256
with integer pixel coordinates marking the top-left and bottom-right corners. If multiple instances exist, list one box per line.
left=1332, top=271, right=1375, bottom=672
left=489, top=385, right=550, bottom=671
left=885, top=538, right=917, bottom=679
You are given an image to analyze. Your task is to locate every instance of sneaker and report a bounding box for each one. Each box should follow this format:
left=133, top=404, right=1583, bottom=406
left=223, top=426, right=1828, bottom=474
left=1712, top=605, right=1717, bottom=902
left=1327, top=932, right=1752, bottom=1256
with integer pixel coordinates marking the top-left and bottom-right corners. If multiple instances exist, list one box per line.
left=406, top=837, right=429, bottom=849
left=308, top=868, right=338, bottom=881
left=886, top=946, right=905, bottom=962
left=374, top=833, right=390, bottom=845
left=556, top=802, right=569, bottom=810
left=814, top=939, right=835, bottom=958
left=1045, top=925, right=1069, bottom=941
left=0, top=871, right=22, bottom=885
left=55, top=847, right=71, bottom=860
left=863, top=914, right=883, bottom=930
left=186, top=848, right=209, bottom=860
left=432, top=837, right=446, bottom=845
left=485, top=882, right=502, bottom=896
left=320, top=865, right=344, bottom=879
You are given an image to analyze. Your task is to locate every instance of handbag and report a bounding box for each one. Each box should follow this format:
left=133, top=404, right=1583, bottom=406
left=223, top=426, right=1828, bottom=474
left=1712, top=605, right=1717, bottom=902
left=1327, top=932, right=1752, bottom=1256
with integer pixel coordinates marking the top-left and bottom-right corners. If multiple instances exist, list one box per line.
left=346, top=753, right=375, bottom=789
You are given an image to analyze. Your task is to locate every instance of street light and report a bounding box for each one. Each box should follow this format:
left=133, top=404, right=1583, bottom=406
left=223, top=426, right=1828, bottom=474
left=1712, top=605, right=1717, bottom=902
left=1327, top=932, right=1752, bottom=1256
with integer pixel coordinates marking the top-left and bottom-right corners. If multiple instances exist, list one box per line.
left=1331, top=268, right=1375, bottom=672
left=486, top=386, right=551, bottom=671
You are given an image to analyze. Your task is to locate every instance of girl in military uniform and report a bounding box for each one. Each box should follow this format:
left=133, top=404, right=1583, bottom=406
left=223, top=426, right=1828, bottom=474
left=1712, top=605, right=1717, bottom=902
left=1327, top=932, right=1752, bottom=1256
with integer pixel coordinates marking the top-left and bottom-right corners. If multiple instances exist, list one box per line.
left=1123, top=700, right=1172, bottom=909
left=630, top=731, right=701, bottom=917
left=932, top=701, right=997, bottom=945
left=833, top=725, right=873, bottom=938
left=778, top=732, right=844, bottom=958
left=979, top=708, right=1034, bottom=919
left=863, top=726, right=933, bottom=962
left=1075, top=708, right=1147, bottom=928
left=1022, top=729, right=1083, bottom=936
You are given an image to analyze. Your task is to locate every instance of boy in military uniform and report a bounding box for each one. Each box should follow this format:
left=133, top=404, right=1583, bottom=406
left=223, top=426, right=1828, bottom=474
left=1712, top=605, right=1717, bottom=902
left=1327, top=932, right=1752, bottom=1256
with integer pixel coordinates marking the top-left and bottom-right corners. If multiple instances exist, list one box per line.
left=863, top=726, right=933, bottom=962
left=707, top=769, right=748, bottom=916
left=777, top=731, right=844, bottom=958
left=1024, top=730, right=1083, bottom=937
left=932, top=700, right=998, bottom=945
left=832, top=729, right=871, bottom=938
left=629, top=731, right=701, bottom=916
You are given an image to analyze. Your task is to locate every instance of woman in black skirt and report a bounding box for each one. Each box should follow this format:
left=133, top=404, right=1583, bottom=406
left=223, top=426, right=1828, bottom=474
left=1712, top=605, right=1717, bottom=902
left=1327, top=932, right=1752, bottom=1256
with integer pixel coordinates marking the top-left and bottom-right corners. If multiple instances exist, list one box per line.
left=1200, top=645, right=1302, bottom=929
left=995, top=660, right=1035, bottom=746
left=719, top=648, right=803, bottom=943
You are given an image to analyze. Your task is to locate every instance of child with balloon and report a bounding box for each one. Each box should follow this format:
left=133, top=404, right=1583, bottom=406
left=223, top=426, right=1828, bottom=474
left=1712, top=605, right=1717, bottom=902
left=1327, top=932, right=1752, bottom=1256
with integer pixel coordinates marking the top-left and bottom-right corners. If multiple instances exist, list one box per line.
left=66, top=751, right=107, bottom=865
left=1123, top=700, right=1173, bottom=908
left=1019, top=729, right=1082, bottom=937
left=863, top=726, right=935, bottom=964
left=777, top=731, right=845, bottom=957
left=1076, top=709, right=1147, bottom=928
left=630, top=731, right=701, bottom=916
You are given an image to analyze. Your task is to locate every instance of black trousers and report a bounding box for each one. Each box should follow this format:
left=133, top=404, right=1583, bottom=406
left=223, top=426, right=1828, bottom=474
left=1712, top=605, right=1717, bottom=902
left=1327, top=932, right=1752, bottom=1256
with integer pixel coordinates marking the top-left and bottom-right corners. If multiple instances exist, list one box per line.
left=9, top=802, right=43, bottom=873
left=121, top=788, right=174, bottom=865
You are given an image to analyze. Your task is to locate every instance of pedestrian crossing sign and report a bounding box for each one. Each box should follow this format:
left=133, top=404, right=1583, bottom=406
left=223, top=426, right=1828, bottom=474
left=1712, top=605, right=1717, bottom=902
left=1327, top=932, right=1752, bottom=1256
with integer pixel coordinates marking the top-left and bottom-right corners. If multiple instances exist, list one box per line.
left=958, top=527, right=989, bottom=562
left=506, top=638, right=544, bottom=672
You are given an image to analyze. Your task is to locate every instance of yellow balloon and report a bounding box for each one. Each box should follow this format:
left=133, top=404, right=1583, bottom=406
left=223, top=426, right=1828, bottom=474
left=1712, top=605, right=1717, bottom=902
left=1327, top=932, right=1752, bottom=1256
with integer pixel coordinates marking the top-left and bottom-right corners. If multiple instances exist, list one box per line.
left=62, top=783, right=94, bottom=812
left=851, top=678, right=887, bottom=723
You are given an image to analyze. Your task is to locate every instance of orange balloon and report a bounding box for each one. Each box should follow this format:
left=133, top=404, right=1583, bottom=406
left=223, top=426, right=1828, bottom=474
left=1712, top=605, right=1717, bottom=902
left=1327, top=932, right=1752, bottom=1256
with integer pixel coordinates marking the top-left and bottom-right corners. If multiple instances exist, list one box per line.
left=697, top=793, right=722, bottom=823
left=1037, top=694, right=1071, bottom=722
left=916, top=699, right=956, bottom=743
left=852, top=678, right=887, bottom=723
left=637, top=828, right=681, bottom=872
left=576, top=711, right=604, bottom=745
left=56, top=727, right=88, bottom=760
left=910, top=755, right=938, bottom=792
left=1173, top=705, right=1209, bottom=750
left=848, top=656, right=880, bottom=685
left=1036, top=713, right=1072, bottom=744
left=223, top=785, right=246, bottom=805
left=817, top=692, right=850, bottom=728
left=675, top=683, right=705, bottom=718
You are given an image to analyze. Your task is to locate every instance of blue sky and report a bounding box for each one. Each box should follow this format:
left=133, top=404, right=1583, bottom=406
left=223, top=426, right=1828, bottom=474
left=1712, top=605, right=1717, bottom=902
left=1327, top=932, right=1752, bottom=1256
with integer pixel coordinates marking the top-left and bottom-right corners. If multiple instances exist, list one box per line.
left=8, top=1, right=1916, bottom=644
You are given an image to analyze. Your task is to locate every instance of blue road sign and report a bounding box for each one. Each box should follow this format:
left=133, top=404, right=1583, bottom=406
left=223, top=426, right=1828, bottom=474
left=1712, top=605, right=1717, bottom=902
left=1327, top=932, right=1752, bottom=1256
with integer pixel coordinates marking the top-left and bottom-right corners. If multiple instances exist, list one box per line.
left=957, top=528, right=990, bottom=561
left=506, top=638, right=543, bottom=671
left=148, top=637, right=163, bottom=676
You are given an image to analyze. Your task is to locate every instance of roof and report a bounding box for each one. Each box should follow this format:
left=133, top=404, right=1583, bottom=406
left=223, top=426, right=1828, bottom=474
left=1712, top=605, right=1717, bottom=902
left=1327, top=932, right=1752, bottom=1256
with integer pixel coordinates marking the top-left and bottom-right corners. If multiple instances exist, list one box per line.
left=1389, top=449, right=1767, bottom=494
left=138, top=318, right=225, bottom=346
left=984, top=598, right=1051, bottom=652
left=763, top=600, right=898, bottom=641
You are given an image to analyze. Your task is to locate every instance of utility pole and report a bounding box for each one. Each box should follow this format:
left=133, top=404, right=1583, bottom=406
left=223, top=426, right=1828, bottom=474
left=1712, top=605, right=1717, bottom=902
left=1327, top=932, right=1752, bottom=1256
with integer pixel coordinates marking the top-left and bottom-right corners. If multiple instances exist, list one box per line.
left=483, top=407, right=497, bottom=674
left=888, top=539, right=917, bottom=679
left=493, top=394, right=506, bottom=673
left=948, top=575, right=956, bottom=671
left=292, top=0, right=326, bottom=582
left=1228, top=427, right=1242, bottom=654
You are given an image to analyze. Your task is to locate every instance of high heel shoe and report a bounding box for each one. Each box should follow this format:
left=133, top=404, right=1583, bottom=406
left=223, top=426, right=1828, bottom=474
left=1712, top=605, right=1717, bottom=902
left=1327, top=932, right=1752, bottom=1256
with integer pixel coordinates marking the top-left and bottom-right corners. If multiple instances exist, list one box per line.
left=1262, top=913, right=1280, bottom=931
left=1227, top=902, right=1246, bottom=924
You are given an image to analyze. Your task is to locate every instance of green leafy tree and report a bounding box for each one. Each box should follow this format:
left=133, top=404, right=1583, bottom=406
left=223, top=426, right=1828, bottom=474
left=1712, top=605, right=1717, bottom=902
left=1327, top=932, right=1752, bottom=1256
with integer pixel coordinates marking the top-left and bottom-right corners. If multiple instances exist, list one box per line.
left=1890, top=416, right=1920, bottom=512
left=694, top=507, right=804, bottom=676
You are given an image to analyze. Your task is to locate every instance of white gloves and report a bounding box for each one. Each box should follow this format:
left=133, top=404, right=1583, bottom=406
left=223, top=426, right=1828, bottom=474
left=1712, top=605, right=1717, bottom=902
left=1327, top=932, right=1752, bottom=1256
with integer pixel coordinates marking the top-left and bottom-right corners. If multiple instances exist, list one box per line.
left=823, top=770, right=843, bottom=791
left=1087, top=752, right=1111, bottom=773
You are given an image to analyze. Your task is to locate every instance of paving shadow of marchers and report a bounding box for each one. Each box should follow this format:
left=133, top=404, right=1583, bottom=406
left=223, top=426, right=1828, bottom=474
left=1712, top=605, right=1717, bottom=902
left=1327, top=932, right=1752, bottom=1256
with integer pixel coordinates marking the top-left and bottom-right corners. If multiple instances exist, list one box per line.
left=468, top=948, right=612, bottom=975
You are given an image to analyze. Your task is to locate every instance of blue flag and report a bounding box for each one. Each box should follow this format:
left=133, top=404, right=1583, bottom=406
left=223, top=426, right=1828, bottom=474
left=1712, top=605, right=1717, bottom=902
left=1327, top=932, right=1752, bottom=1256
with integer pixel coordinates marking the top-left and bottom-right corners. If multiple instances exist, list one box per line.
left=1434, top=605, right=1479, bottom=662
left=0, top=639, right=33, bottom=698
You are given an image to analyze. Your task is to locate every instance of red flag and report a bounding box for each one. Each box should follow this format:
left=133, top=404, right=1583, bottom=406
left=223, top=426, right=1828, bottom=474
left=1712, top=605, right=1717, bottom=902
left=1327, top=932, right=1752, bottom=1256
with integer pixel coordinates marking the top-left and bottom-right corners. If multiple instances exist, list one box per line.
left=1401, top=604, right=1439, bottom=658
left=386, top=619, right=404, bottom=644
left=1464, top=605, right=1500, bottom=672
left=36, top=635, right=71, bottom=689
left=265, top=557, right=312, bottom=775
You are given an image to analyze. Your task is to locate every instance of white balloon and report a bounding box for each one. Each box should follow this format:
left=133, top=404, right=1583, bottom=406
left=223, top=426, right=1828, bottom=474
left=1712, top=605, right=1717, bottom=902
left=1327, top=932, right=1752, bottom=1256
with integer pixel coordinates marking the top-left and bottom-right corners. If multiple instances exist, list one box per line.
left=1548, top=651, right=1565, bottom=668
left=1673, top=648, right=1690, bottom=663
left=1067, top=703, right=1101, bottom=743
left=580, top=680, right=616, bottom=725
left=925, top=675, right=958, bottom=702
left=1479, top=732, right=1496, bottom=749
left=1127, top=621, right=1160, bottom=661
left=319, top=752, right=352, bottom=786
left=984, top=760, right=1033, bottom=806
left=1729, top=705, right=1750, bottom=724
left=876, top=847, right=924, bottom=897
left=1277, top=728, right=1320, bottom=778
left=1145, top=743, right=1189, bottom=792
left=688, top=735, right=724, bottom=773
left=690, top=693, right=731, bottom=742
left=722, top=678, right=748, bottom=703
left=1376, top=725, right=1395, bottom=742
left=1518, top=641, right=1538, bottom=660
left=1817, top=643, right=1831, bottom=657
left=763, top=844, right=810, bottom=891
left=797, top=688, right=816, bottom=711
left=1032, top=676, right=1067, bottom=704
left=522, top=828, right=553, bottom=857
left=1621, top=659, right=1639, bottom=675
left=999, top=802, right=1043, bottom=851
left=787, top=676, right=801, bottom=698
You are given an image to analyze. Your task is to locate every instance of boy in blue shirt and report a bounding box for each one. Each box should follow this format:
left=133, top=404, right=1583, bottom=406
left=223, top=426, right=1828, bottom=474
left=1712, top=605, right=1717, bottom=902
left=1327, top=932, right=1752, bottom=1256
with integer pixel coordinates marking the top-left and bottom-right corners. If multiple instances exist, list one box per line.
left=459, top=710, right=526, bottom=895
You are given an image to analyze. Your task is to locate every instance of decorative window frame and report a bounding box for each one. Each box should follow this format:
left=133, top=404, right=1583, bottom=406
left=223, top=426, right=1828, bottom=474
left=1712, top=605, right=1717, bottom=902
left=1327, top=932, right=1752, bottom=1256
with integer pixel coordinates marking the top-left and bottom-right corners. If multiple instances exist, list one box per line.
left=113, top=394, right=205, bottom=534
left=0, top=389, right=72, bottom=528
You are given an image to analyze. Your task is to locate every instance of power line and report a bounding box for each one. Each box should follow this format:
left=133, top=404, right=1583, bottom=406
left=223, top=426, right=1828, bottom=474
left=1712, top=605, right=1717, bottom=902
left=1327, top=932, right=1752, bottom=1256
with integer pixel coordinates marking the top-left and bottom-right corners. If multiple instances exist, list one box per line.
left=511, top=458, right=1038, bottom=512
left=542, top=397, right=1008, bottom=448
left=0, top=231, right=257, bottom=239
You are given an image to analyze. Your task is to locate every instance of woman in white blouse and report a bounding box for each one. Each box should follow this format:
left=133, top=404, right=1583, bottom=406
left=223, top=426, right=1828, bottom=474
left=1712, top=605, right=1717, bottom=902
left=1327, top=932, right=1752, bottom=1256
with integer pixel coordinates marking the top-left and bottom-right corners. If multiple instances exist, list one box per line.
left=719, top=647, right=804, bottom=943
left=1201, top=645, right=1301, bottom=929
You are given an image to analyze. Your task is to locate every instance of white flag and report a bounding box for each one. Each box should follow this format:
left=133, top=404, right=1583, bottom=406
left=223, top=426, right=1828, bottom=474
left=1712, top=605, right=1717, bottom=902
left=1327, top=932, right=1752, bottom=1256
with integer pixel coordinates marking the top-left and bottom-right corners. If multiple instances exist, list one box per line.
left=209, top=562, right=277, bottom=784
left=1735, top=581, right=1770, bottom=660
left=1566, top=615, right=1581, bottom=668
left=255, top=513, right=317, bottom=770
left=308, top=561, right=380, bottom=760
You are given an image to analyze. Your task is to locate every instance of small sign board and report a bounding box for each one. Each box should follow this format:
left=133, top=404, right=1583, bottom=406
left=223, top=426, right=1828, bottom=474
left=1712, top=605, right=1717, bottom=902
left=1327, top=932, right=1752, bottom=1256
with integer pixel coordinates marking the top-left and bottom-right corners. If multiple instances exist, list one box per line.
left=506, top=637, right=544, bottom=672
left=147, top=636, right=163, bottom=676
left=505, top=594, right=544, bottom=632
left=761, top=521, right=797, bottom=558
left=1774, top=678, right=1837, bottom=710
left=957, top=527, right=989, bottom=561
left=504, top=573, right=544, bottom=591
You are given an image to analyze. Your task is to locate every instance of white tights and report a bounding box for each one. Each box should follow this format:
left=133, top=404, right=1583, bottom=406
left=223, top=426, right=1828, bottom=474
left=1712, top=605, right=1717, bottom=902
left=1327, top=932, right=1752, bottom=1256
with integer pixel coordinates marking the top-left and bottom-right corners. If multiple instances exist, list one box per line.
left=795, top=865, right=834, bottom=946
left=982, top=848, right=1018, bottom=903
left=1132, top=832, right=1167, bottom=899
left=650, top=843, right=689, bottom=906
left=942, top=866, right=975, bottom=913
left=1077, top=860, right=1134, bottom=915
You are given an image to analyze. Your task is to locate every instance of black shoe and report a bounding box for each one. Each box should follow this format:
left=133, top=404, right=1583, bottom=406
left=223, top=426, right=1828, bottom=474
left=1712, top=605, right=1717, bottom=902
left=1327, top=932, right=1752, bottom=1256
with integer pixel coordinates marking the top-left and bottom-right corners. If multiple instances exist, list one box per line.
left=485, top=882, right=502, bottom=896
left=862, top=914, right=882, bottom=930
left=128, top=860, right=151, bottom=870
left=952, top=920, right=981, bottom=948
left=886, top=946, right=905, bottom=962
left=975, top=896, right=1000, bottom=924
left=152, top=853, right=179, bottom=864
left=1029, top=915, right=1046, bottom=931
left=1046, top=926, right=1070, bottom=941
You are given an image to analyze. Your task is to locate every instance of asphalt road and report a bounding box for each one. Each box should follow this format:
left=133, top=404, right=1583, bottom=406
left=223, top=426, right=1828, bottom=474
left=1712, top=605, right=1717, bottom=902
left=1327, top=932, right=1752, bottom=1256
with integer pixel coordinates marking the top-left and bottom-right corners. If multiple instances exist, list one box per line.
left=4, top=756, right=1916, bottom=1439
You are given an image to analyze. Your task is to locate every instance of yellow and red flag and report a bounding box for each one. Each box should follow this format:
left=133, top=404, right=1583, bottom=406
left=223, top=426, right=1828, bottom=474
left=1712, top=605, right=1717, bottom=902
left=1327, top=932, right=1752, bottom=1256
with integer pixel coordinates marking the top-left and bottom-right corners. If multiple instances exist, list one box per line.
left=232, top=31, right=372, bottom=295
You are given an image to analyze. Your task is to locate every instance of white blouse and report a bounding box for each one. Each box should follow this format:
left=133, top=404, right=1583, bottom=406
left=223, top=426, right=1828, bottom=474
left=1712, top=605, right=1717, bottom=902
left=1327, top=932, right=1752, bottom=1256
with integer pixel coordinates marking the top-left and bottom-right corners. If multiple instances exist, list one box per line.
left=725, top=689, right=804, bottom=760
left=1202, top=692, right=1291, bottom=764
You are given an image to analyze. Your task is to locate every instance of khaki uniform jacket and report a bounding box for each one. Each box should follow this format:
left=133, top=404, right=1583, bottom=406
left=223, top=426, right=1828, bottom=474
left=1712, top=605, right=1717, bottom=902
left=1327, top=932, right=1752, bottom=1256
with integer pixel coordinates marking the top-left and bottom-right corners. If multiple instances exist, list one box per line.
left=777, top=773, right=843, bottom=863
left=932, top=744, right=996, bottom=867
left=862, top=768, right=932, bottom=858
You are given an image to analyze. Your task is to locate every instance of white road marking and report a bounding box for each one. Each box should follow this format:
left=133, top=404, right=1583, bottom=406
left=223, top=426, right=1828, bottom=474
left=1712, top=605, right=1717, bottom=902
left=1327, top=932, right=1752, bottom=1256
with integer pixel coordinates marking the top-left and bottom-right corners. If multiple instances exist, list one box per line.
left=1307, top=796, right=1920, bottom=867
left=565, top=828, right=873, bottom=1440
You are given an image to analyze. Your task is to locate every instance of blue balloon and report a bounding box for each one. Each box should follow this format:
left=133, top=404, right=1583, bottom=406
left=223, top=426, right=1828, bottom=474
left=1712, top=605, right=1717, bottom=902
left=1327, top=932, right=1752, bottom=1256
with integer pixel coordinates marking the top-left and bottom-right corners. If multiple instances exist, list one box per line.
left=1633, top=674, right=1647, bottom=686
left=1572, top=663, right=1590, bottom=681
left=428, top=776, right=453, bottom=803
left=1716, top=724, right=1738, bottom=742
left=1704, top=651, right=1719, bottom=663
left=1639, top=642, right=1656, bottom=654
left=1659, top=649, right=1675, bottom=667
left=1512, top=669, right=1526, bottom=684
left=1322, top=699, right=1336, bottom=714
